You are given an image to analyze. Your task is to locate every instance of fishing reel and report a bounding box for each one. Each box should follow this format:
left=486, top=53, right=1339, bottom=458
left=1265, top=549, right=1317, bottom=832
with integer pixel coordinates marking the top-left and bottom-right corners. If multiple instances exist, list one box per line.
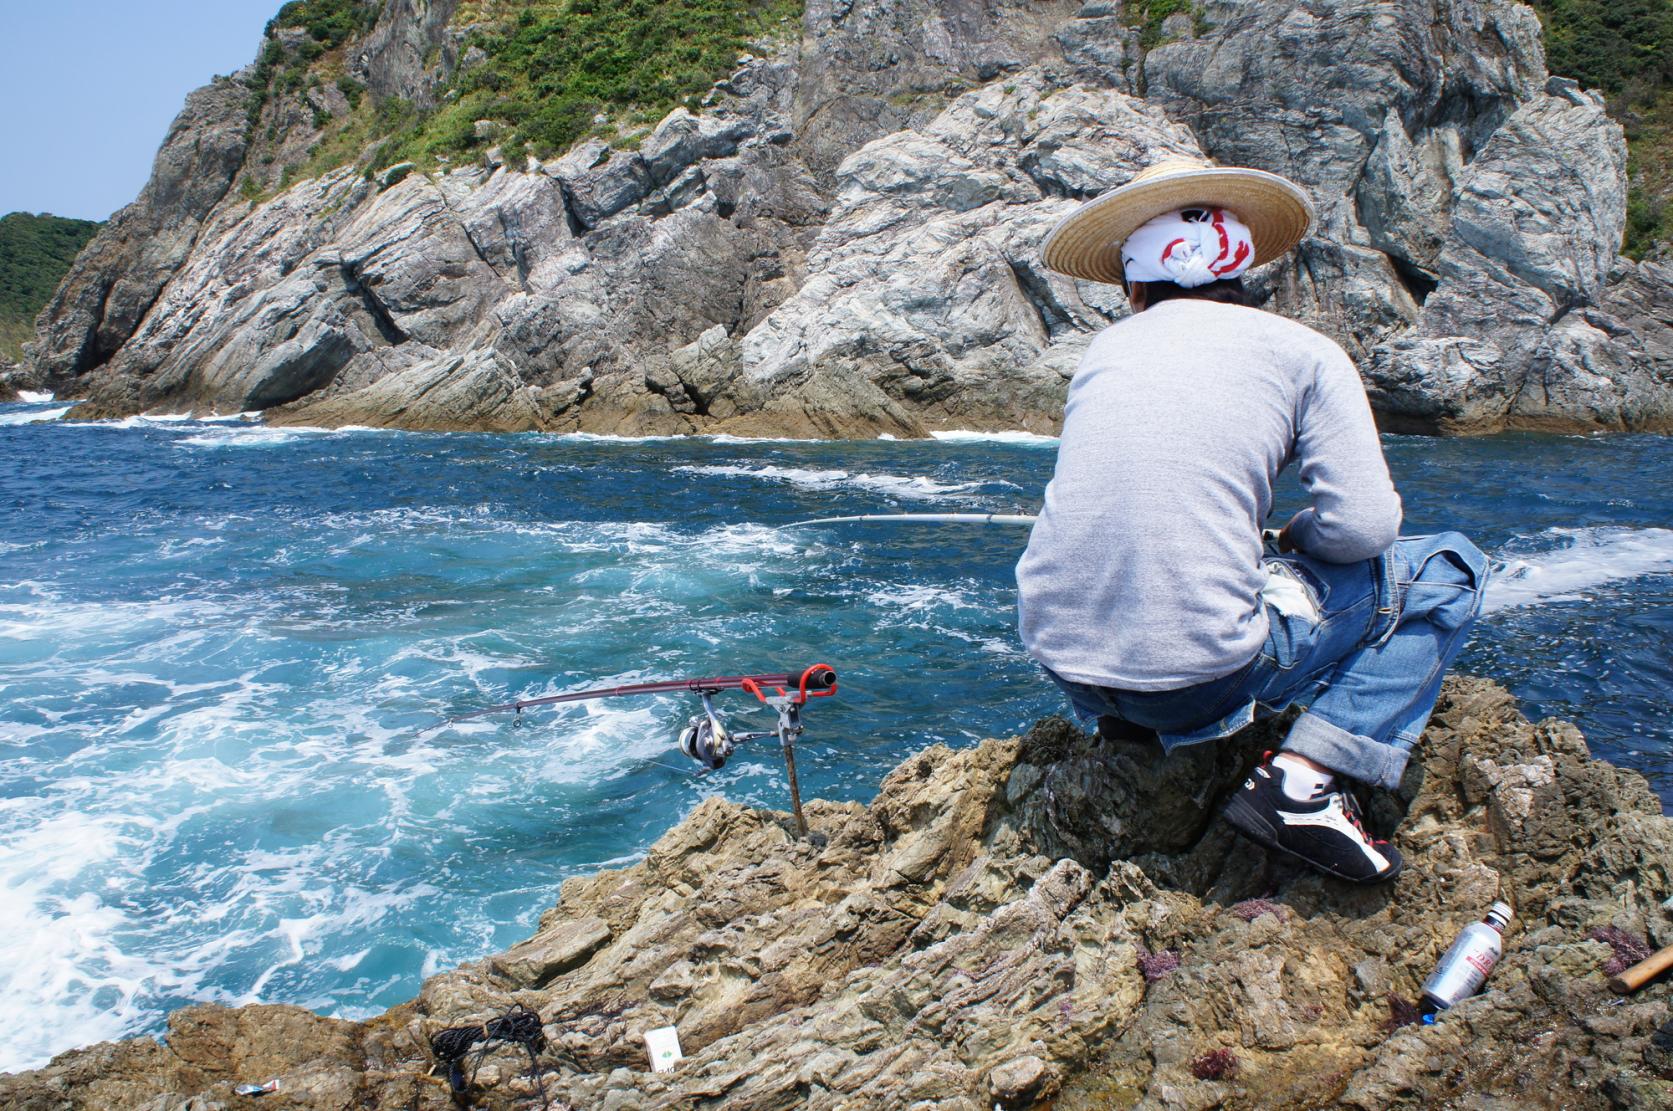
left=678, top=693, right=735, bottom=770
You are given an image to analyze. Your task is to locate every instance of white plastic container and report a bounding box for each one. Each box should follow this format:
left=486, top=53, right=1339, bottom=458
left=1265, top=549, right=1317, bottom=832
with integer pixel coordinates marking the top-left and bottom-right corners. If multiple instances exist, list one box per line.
left=644, top=1025, right=684, bottom=1073
left=1421, top=901, right=1513, bottom=1012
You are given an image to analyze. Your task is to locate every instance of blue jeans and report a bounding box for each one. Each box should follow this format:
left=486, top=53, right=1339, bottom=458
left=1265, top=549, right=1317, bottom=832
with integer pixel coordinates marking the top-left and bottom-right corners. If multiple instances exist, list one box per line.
left=1046, top=532, right=1490, bottom=790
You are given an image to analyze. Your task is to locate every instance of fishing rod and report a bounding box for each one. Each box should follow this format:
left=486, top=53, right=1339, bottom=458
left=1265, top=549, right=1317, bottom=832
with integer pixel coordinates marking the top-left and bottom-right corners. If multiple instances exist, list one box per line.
left=784, top=514, right=1287, bottom=556
left=783, top=512, right=1038, bottom=528
left=454, top=665, right=837, bottom=836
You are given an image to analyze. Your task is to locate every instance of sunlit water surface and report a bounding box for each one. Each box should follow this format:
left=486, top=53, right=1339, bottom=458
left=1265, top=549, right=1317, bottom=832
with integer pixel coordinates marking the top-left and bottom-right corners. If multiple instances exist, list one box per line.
left=1, top=397, right=1670, bottom=1070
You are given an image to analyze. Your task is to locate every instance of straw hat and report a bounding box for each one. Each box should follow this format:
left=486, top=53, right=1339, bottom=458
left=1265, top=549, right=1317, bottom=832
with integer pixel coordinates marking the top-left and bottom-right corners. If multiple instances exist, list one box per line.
left=1040, top=157, right=1315, bottom=285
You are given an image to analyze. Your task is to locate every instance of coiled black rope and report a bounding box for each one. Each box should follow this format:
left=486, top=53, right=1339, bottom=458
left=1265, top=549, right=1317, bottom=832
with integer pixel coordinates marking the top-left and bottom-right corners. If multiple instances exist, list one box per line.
left=429, top=1004, right=551, bottom=1109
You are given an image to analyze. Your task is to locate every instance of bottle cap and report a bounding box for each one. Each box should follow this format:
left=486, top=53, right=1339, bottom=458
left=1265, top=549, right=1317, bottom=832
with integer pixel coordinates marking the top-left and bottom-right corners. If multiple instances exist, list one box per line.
left=1486, top=901, right=1513, bottom=929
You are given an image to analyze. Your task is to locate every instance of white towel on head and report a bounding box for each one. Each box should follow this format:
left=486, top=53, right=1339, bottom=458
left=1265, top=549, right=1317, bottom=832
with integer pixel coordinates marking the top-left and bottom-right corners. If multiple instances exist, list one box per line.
left=1121, top=207, right=1255, bottom=287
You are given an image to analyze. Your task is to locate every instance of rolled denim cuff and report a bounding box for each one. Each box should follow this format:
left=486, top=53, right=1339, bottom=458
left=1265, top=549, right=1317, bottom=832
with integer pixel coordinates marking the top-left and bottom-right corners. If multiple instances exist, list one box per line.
left=1282, top=711, right=1410, bottom=790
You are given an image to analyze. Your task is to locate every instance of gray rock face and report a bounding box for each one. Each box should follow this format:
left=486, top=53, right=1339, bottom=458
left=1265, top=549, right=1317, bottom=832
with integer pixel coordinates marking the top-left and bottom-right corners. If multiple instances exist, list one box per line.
left=3, top=678, right=1668, bottom=1108
left=353, top=0, right=462, bottom=107
left=733, top=70, right=1189, bottom=434
left=25, top=0, right=1673, bottom=435
left=1367, top=78, right=1643, bottom=430
left=29, top=74, right=251, bottom=384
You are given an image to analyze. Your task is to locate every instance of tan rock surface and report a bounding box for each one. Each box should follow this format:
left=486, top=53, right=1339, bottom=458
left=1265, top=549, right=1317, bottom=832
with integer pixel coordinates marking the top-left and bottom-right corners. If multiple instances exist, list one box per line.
left=4, top=676, right=1669, bottom=1108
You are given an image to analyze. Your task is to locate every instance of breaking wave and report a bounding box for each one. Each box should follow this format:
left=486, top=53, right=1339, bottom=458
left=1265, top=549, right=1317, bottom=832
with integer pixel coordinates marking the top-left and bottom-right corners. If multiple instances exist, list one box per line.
left=674, top=463, right=1012, bottom=501
left=929, top=429, right=1060, bottom=446
left=1485, top=526, right=1673, bottom=614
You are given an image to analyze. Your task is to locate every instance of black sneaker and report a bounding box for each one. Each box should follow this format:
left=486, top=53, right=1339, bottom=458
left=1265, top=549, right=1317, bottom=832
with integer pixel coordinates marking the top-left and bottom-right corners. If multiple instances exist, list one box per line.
left=1221, top=755, right=1404, bottom=884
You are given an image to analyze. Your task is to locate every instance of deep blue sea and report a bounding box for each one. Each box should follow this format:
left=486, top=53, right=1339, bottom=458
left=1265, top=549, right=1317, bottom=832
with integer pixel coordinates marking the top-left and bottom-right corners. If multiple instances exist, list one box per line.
left=2, top=394, right=1670, bottom=1071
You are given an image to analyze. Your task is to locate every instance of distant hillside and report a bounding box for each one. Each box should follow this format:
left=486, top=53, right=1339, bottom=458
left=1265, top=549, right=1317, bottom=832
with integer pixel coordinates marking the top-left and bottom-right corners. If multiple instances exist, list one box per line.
left=1529, top=0, right=1673, bottom=255
left=0, top=212, right=101, bottom=362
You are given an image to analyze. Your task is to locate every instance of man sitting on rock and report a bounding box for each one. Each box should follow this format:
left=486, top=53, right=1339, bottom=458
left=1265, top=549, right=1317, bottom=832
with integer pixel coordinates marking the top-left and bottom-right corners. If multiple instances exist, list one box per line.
left=1016, top=157, right=1489, bottom=884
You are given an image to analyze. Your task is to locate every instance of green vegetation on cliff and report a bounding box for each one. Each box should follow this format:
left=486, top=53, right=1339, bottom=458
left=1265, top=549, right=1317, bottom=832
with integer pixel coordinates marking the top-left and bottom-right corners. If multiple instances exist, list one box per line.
left=417, top=0, right=801, bottom=162
left=0, top=213, right=100, bottom=362
left=1121, top=0, right=1209, bottom=50
left=1530, top=0, right=1673, bottom=255
left=243, top=0, right=801, bottom=194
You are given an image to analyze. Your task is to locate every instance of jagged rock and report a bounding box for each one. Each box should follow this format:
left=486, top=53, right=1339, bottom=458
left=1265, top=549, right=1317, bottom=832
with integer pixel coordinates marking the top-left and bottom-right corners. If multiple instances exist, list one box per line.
left=4, top=676, right=1668, bottom=1108
left=733, top=68, right=1187, bottom=434
left=30, top=73, right=251, bottom=385
left=24, top=0, right=1673, bottom=434
left=1368, top=78, right=1633, bottom=431
left=492, top=917, right=613, bottom=988
left=790, top=0, right=1081, bottom=177
left=353, top=0, right=462, bottom=107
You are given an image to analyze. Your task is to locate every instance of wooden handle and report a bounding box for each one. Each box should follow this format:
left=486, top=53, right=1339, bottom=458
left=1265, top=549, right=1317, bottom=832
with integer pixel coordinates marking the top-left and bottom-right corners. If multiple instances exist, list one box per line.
left=1610, top=943, right=1673, bottom=993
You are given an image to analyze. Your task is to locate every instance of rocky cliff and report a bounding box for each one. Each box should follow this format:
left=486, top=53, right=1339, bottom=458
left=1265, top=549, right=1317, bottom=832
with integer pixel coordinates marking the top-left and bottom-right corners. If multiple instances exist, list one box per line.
left=16, top=0, right=1673, bottom=435
left=4, top=676, right=1670, bottom=1108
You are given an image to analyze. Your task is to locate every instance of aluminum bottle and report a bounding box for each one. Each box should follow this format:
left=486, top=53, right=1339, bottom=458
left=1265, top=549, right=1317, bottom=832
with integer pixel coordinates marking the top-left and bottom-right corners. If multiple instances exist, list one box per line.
left=1421, top=901, right=1513, bottom=1012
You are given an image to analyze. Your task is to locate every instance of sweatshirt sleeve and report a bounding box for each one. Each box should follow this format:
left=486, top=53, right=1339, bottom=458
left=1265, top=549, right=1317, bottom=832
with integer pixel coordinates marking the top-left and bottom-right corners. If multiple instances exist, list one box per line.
left=1282, top=341, right=1402, bottom=563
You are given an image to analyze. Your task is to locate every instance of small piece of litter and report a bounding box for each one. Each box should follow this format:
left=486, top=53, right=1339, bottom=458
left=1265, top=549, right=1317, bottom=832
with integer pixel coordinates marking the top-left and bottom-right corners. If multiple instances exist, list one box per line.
left=645, top=1025, right=684, bottom=1073
left=235, top=1079, right=280, bottom=1096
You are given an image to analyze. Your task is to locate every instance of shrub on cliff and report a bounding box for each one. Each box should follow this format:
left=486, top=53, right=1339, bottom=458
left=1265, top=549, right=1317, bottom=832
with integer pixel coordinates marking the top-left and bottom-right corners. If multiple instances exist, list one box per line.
left=375, top=0, right=803, bottom=167
left=1530, top=0, right=1673, bottom=254
left=267, top=0, right=378, bottom=51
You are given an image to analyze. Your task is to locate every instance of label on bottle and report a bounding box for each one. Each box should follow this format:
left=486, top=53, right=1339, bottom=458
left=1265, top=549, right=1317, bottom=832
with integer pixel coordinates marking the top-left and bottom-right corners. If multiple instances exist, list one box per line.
left=1421, top=923, right=1502, bottom=1009
left=1465, top=950, right=1497, bottom=976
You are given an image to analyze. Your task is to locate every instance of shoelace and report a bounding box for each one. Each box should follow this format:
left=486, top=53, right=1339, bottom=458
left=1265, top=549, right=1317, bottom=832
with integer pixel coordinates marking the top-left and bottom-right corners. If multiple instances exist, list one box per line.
left=1333, top=787, right=1388, bottom=846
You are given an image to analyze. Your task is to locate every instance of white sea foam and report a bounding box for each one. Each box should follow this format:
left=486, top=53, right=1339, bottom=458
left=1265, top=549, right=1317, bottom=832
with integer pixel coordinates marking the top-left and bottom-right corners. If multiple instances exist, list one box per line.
left=865, top=583, right=983, bottom=612
left=929, top=429, right=1060, bottom=446
left=546, top=431, right=683, bottom=443
left=701, top=433, right=824, bottom=445
left=531, top=700, right=673, bottom=784
left=0, top=811, right=166, bottom=1072
left=1485, top=526, right=1673, bottom=614
left=86, top=414, right=177, bottom=429
left=178, top=427, right=320, bottom=448
left=675, top=463, right=1003, bottom=501
left=17, top=390, right=54, bottom=403
left=0, top=405, right=71, bottom=425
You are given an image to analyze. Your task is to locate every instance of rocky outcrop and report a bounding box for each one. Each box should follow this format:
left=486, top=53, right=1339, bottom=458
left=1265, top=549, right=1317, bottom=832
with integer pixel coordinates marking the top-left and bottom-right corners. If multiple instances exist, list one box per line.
left=28, top=75, right=250, bottom=386
left=5, top=676, right=1669, bottom=1108
left=23, top=0, right=1673, bottom=434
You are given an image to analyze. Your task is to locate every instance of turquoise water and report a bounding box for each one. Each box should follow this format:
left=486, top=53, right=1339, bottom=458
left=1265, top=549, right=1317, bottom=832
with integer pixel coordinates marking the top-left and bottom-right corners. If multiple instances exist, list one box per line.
left=1, top=398, right=1670, bottom=1070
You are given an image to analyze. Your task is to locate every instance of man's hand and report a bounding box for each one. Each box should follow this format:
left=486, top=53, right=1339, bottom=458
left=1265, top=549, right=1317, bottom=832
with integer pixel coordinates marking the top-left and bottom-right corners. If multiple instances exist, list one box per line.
left=1277, top=522, right=1299, bottom=553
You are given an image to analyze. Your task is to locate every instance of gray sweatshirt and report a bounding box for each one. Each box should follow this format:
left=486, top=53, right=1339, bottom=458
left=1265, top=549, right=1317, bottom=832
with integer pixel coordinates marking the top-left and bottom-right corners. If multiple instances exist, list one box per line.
left=1016, top=298, right=1402, bottom=691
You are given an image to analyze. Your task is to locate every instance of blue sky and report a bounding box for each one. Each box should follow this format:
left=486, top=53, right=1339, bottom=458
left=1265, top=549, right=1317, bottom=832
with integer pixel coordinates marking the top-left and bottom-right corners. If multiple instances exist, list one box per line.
left=0, top=1, right=284, bottom=222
